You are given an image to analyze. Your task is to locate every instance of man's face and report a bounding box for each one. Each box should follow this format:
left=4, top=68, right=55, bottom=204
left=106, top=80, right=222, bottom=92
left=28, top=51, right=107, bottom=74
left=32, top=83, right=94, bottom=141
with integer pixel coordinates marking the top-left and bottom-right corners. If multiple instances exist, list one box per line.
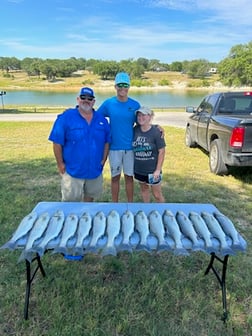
left=78, top=95, right=95, bottom=112
left=115, top=83, right=130, bottom=98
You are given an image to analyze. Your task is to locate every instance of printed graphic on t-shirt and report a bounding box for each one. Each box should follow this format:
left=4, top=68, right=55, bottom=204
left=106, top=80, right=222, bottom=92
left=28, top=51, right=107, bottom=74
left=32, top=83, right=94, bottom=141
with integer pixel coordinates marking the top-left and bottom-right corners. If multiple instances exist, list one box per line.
left=133, top=136, right=154, bottom=160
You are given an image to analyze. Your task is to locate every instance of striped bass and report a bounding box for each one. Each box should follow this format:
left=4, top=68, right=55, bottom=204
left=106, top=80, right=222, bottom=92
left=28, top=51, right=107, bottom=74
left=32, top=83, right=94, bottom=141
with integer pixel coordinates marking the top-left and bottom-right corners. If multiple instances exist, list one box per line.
left=117, top=210, right=135, bottom=253
left=73, top=212, right=92, bottom=255
left=36, top=210, right=65, bottom=256
left=189, top=211, right=217, bottom=254
left=135, top=210, right=150, bottom=252
left=102, top=210, right=121, bottom=256
left=53, top=213, right=78, bottom=255
left=213, top=212, right=244, bottom=251
left=148, top=210, right=170, bottom=252
left=201, top=212, right=234, bottom=256
left=162, top=210, right=188, bottom=256
left=1, top=211, right=38, bottom=250
left=18, top=212, right=50, bottom=262
left=87, top=211, right=106, bottom=253
left=176, top=211, right=202, bottom=251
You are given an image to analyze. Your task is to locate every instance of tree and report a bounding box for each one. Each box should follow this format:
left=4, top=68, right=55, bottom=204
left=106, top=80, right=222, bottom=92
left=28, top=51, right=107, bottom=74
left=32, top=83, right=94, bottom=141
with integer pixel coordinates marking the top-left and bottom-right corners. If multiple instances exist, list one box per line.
left=184, top=59, right=210, bottom=78
left=0, top=56, right=21, bottom=72
left=170, top=61, right=183, bottom=72
left=93, top=60, right=119, bottom=79
left=218, top=42, right=252, bottom=86
left=136, top=57, right=149, bottom=70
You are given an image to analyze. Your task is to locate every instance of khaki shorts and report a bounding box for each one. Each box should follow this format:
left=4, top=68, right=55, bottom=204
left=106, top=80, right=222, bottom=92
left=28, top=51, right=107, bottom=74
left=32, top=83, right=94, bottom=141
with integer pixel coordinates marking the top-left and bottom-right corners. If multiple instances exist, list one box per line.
left=61, top=172, right=103, bottom=201
left=109, top=150, right=134, bottom=177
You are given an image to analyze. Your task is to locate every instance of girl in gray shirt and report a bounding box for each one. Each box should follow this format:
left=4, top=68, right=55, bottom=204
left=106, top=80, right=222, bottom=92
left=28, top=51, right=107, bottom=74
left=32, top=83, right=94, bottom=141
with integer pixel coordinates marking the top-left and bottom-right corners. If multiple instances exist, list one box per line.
left=133, top=106, right=166, bottom=202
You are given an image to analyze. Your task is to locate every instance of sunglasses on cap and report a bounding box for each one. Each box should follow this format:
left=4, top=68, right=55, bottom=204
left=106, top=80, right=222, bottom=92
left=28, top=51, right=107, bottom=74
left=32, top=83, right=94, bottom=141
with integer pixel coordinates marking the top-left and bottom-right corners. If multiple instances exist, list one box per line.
left=117, top=83, right=130, bottom=88
left=80, top=95, right=94, bottom=101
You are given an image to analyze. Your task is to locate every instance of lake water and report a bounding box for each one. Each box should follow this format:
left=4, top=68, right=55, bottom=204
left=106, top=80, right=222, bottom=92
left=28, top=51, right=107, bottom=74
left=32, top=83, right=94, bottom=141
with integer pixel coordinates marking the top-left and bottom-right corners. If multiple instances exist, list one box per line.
left=2, top=90, right=208, bottom=108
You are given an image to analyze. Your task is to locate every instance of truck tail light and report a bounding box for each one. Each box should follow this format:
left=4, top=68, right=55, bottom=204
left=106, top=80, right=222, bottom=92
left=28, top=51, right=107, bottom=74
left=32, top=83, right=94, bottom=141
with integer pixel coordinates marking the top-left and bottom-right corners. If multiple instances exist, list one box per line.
left=229, top=127, right=245, bottom=148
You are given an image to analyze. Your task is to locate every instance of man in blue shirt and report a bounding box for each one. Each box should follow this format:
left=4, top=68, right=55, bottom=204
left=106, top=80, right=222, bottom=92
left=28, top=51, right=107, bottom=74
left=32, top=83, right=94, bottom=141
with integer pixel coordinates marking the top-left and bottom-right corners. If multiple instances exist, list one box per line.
left=97, top=72, right=140, bottom=202
left=49, top=87, right=110, bottom=202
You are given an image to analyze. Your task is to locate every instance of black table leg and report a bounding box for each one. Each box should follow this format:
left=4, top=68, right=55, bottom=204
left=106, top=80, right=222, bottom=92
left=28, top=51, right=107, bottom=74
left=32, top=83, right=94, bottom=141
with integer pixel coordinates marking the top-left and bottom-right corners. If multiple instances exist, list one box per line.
left=24, top=253, right=46, bottom=320
left=205, top=253, right=229, bottom=323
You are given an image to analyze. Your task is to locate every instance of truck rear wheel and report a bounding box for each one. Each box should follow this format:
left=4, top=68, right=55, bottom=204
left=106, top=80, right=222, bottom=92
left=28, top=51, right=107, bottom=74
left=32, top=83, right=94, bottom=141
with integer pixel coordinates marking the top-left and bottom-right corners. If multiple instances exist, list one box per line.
left=209, top=139, right=228, bottom=175
left=185, top=126, right=197, bottom=148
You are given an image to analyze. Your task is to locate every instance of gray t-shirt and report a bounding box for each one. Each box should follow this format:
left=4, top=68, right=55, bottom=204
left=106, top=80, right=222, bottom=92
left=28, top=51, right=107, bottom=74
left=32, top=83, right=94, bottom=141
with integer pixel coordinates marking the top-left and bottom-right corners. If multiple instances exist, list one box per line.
left=133, top=125, right=166, bottom=175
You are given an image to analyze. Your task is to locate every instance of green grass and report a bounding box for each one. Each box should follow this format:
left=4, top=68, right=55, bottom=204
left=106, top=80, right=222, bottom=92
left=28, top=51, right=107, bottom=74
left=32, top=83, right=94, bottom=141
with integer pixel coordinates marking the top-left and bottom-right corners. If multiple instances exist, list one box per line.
left=0, top=122, right=252, bottom=335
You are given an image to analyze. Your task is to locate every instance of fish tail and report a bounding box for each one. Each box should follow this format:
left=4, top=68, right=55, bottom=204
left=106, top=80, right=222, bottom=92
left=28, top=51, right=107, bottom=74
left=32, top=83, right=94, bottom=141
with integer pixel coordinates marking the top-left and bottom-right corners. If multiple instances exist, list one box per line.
left=18, top=250, right=26, bottom=262
left=136, top=244, right=151, bottom=253
left=85, top=245, right=99, bottom=254
left=220, top=247, right=235, bottom=256
left=157, top=243, right=171, bottom=253
left=192, top=244, right=204, bottom=252
left=101, top=246, right=117, bottom=257
left=52, top=246, right=68, bottom=255
left=35, top=246, right=45, bottom=257
left=232, top=243, right=245, bottom=252
left=205, top=246, right=218, bottom=254
left=73, top=246, right=84, bottom=256
left=117, top=243, right=133, bottom=253
left=173, top=247, right=189, bottom=256
left=1, top=241, right=15, bottom=250
left=18, top=250, right=33, bottom=263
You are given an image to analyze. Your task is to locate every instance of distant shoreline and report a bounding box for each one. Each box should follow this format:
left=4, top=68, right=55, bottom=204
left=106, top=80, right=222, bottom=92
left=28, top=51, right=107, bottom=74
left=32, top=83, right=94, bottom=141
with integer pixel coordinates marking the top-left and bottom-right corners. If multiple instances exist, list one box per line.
left=4, top=82, right=252, bottom=94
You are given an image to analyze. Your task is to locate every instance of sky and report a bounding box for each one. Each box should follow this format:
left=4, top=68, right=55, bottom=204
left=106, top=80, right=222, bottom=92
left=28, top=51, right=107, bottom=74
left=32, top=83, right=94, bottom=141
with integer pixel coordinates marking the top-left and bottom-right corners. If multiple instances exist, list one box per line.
left=1, top=0, right=252, bottom=64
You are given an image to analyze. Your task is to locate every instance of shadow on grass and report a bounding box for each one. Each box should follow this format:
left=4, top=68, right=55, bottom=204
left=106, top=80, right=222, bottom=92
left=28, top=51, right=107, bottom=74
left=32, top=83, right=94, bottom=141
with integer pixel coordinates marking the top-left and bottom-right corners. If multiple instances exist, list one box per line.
left=196, top=147, right=252, bottom=181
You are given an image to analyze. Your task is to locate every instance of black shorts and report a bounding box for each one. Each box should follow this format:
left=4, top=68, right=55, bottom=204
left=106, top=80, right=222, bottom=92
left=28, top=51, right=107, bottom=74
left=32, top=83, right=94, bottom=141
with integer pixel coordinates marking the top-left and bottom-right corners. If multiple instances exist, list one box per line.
left=134, top=173, right=162, bottom=185
left=134, top=173, right=149, bottom=183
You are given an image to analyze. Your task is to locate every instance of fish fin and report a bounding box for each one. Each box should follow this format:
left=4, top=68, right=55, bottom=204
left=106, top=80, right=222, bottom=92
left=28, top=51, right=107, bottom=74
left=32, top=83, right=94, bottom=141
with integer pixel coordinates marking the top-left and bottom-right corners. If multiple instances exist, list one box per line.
left=173, top=248, right=189, bottom=256
left=136, top=244, right=151, bottom=253
left=101, top=246, right=117, bottom=257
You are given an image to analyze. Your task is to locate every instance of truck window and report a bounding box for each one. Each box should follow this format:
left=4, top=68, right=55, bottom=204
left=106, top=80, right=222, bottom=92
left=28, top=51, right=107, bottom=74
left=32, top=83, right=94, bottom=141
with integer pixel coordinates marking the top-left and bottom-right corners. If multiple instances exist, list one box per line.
left=197, top=94, right=219, bottom=114
left=219, top=96, right=252, bottom=114
left=235, top=97, right=252, bottom=112
left=218, top=98, right=236, bottom=114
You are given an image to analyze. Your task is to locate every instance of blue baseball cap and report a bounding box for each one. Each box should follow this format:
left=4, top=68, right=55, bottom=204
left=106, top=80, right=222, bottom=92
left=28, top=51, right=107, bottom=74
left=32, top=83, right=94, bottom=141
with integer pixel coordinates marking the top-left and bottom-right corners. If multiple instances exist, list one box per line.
left=115, top=72, right=130, bottom=85
left=79, top=87, right=95, bottom=98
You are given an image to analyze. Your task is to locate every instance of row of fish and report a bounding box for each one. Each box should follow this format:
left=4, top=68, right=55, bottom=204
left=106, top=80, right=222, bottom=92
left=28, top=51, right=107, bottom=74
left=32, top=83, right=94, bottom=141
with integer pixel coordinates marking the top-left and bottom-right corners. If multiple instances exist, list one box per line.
left=1, top=209, right=246, bottom=262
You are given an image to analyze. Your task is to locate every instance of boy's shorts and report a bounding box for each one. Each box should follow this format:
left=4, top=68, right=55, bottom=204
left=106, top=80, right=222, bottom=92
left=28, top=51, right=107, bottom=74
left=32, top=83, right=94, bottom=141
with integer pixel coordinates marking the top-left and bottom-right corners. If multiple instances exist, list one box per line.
left=61, top=172, right=103, bottom=201
left=109, top=150, right=134, bottom=177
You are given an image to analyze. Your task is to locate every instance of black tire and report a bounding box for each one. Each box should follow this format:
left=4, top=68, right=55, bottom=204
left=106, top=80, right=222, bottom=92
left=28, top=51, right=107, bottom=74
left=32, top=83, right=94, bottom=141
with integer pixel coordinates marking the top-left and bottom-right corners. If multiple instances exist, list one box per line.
left=209, top=139, right=228, bottom=175
left=185, top=126, right=197, bottom=148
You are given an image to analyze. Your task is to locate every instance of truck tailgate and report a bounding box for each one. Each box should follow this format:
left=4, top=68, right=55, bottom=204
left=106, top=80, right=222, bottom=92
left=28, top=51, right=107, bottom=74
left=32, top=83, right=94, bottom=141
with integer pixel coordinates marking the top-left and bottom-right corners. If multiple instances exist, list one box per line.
left=242, top=126, right=252, bottom=151
left=240, top=119, right=252, bottom=152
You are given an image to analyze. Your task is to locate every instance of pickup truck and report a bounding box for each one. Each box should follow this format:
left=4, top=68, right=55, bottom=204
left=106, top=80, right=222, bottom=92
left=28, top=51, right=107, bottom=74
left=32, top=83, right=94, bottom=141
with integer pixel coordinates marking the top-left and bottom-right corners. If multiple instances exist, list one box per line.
left=185, top=91, right=252, bottom=175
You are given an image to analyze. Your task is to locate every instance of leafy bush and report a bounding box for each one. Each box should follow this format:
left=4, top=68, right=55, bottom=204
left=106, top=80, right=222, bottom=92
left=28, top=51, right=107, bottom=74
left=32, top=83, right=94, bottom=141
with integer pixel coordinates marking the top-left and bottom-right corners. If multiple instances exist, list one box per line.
left=131, top=79, right=153, bottom=87
left=82, top=79, right=95, bottom=85
left=158, top=79, right=171, bottom=86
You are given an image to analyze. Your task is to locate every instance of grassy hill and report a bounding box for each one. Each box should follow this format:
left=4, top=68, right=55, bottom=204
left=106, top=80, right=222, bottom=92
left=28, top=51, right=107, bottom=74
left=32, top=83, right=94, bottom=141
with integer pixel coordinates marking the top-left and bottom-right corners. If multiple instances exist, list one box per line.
left=0, top=69, right=222, bottom=93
